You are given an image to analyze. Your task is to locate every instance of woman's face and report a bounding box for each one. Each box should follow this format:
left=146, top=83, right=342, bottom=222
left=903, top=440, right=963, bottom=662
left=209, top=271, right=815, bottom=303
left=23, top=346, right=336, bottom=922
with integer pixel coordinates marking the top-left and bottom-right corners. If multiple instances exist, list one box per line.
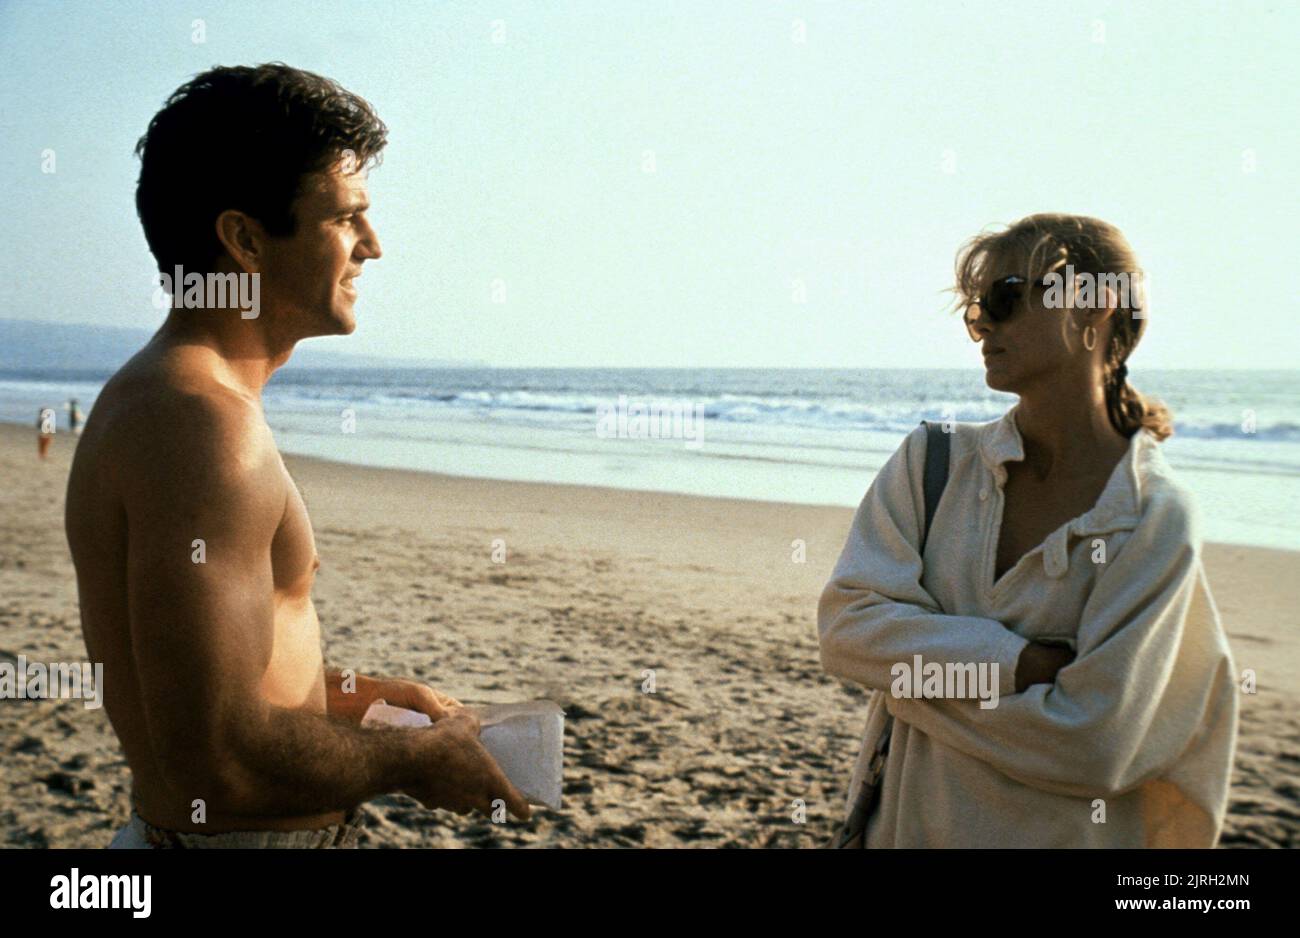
left=967, top=250, right=1094, bottom=395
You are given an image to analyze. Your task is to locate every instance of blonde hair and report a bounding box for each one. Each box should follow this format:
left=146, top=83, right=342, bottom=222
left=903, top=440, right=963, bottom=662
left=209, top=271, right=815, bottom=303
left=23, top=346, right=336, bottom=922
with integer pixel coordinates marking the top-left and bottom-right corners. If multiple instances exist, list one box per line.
left=951, top=213, right=1173, bottom=441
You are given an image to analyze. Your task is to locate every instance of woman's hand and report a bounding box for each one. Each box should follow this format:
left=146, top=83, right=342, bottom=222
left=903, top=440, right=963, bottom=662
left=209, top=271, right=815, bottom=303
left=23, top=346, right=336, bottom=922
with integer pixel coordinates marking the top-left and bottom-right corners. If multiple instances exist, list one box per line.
left=1014, top=642, right=1076, bottom=693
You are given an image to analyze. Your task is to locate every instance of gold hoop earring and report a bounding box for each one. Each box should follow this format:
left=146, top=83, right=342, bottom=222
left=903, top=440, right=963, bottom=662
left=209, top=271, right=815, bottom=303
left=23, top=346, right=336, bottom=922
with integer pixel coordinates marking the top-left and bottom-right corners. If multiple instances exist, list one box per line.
left=1082, top=324, right=1097, bottom=351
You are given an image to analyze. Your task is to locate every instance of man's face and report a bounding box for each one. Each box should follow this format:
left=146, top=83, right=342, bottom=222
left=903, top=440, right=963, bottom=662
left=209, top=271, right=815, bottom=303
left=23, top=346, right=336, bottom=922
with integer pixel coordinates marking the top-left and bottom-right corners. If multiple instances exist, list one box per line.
left=258, top=164, right=381, bottom=337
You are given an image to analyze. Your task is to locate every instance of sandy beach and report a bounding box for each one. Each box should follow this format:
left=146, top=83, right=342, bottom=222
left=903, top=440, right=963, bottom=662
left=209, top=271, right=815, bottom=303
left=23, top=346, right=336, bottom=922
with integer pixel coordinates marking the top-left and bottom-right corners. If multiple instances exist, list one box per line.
left=1, top=421, right=1295, bottom=848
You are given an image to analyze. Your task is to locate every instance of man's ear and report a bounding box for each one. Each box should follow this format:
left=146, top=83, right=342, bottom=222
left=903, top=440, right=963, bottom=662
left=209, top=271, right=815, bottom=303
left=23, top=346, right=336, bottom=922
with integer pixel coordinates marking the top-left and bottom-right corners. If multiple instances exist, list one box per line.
left=214, top=209, right=265, bottom=274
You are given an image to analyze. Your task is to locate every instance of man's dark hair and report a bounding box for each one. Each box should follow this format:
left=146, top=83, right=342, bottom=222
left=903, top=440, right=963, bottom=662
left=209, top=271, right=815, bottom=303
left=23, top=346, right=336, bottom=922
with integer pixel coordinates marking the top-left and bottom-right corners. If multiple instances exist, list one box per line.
left=135, top=62, right=387, bottom=274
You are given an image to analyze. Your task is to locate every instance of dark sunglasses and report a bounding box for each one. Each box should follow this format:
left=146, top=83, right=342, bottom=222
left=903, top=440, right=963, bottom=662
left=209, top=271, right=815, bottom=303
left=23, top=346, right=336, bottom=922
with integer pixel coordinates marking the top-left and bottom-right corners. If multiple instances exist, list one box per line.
left=965, top=274, right=1050, bottom=341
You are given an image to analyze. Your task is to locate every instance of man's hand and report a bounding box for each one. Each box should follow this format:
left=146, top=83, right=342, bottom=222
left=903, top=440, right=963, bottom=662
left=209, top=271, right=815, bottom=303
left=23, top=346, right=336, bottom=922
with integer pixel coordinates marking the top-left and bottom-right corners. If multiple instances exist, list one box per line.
left=326, top=670, right=463, bottom=725
left=1014, top=641, right=1076, bottom=693
left=371, top=677, right=463, bottom=722
left=408, top=710, right=532, bottom=821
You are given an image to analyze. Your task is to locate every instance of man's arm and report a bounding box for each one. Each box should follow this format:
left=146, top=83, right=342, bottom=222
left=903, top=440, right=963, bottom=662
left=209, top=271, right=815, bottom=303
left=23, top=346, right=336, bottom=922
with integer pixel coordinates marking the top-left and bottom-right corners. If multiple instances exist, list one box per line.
left=324, top=668, right=383, bottom=726
left=324, top=667, right=464, bottom=726
left=119, top=390, right=525, bottom=820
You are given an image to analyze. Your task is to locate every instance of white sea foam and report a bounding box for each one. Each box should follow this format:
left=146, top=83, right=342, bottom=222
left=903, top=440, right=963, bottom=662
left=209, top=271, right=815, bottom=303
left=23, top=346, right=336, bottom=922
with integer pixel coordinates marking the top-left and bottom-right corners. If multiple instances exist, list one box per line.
left=3, top=367, right=1297, bottom=548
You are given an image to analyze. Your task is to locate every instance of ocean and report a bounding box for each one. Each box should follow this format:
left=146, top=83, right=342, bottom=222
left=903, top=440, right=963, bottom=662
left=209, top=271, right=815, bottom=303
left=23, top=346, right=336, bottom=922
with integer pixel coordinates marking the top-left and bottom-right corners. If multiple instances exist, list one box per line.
left=3, top=366, right=1298, bottom=550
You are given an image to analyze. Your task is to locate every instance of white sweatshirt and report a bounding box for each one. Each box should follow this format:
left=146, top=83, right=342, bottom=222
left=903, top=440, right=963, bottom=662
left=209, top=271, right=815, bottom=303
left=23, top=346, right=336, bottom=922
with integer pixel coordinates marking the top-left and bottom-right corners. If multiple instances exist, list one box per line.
left=818, top=404, right=1239, bottom=847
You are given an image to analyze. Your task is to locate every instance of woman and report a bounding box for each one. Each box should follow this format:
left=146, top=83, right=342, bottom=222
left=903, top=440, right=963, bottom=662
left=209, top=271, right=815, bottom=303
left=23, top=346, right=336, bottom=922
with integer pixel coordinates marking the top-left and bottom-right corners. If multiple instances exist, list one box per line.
left=818, top=214, right=1238, bottom=847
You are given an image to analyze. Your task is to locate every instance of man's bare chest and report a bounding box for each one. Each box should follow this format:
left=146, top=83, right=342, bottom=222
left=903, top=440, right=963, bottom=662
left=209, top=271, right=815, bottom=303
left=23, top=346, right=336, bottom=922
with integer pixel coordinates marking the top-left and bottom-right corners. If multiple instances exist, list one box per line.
left=270, top=464, right=320, bottom=594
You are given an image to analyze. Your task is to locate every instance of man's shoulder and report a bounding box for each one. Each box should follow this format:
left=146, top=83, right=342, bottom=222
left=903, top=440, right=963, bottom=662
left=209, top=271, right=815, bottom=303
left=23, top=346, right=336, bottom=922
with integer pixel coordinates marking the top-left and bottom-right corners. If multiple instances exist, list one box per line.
left=106, top=352, right=281, bottom=499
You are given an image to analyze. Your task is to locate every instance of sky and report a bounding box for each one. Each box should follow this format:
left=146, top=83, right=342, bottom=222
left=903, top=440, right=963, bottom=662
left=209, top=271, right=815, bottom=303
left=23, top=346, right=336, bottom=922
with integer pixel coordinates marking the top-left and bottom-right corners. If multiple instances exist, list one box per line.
left=0, top=0, right=1296, bottom=368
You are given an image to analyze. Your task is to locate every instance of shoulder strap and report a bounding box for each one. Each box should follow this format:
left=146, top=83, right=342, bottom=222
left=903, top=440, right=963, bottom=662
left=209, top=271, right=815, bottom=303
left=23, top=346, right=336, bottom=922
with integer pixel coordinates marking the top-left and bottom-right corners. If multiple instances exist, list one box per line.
left=918, top=420, right=952, bottom=557
left=845, top=419, right=952, bottom=809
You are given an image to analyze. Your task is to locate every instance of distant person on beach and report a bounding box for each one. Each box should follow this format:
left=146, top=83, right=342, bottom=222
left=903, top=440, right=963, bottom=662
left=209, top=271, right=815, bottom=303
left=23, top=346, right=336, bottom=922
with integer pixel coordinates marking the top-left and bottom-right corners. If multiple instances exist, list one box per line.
left=65, top=63, right=528, bottom=849
left=819, top=213, right=1238, bottom=847
left=37, top=406, right=55, bottom=459
left=67, top=398, right=84, bottom=436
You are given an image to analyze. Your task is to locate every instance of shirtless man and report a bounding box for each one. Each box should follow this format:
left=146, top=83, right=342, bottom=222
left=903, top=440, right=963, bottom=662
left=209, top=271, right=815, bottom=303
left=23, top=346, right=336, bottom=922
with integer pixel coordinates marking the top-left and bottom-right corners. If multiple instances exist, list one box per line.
left=65, top=63, right=528, bottom=847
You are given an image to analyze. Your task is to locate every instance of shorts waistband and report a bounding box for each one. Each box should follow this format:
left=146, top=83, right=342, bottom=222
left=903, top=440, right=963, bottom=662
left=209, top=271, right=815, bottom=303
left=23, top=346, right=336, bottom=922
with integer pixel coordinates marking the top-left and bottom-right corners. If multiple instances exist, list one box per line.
left=133, top=807, right=364, bottom=849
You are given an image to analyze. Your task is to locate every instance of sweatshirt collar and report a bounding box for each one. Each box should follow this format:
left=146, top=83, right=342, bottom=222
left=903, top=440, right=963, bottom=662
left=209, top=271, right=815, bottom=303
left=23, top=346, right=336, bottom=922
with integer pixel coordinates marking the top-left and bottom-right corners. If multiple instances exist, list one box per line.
left=977, top=403, right=1160, bottom=577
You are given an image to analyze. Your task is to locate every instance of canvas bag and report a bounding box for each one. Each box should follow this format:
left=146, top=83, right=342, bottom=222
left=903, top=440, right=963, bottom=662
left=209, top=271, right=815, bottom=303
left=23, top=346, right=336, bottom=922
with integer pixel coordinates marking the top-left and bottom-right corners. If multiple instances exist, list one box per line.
left=828, top=419, right=952, bottom=849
